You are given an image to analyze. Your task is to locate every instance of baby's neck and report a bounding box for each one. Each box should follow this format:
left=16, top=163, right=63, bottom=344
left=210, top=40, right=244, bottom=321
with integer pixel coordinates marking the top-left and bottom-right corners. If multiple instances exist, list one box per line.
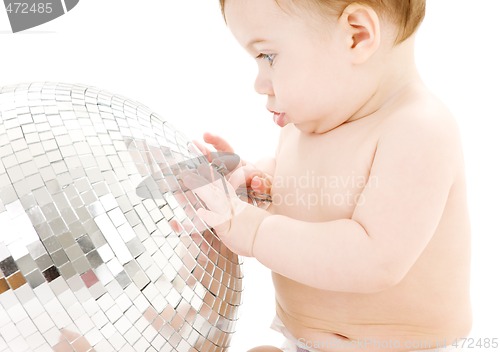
left=348, top=37, right=422, bottom=123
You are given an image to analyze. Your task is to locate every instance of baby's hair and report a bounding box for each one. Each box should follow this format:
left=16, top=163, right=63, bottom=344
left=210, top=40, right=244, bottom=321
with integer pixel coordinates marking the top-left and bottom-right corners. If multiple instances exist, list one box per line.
left=218, top=0, right=426, bottom=44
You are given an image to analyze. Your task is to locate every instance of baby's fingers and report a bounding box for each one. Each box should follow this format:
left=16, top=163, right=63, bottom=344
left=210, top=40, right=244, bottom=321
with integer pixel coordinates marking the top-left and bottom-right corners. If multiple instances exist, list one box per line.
left=180, top=171, right=231, bottom=214
left=197, top=208, right=230, bottom=233
left=192, top=140, right=213, bottom=161
left=228, top=165, right=258, bottom=189
left=251, top=175, right=273, bottom=194
left=180, top=170, right=210, bottom=190
left=211, top=153, right=241, bottom=175
left=228, top=166, right=272, bottom=194
left=203, top=132, right=235, bottom=153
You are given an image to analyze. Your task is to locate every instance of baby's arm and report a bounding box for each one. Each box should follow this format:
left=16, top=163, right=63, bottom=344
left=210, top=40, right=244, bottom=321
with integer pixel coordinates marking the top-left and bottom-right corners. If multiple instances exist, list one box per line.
left=253, top=115, right=461, bottom=293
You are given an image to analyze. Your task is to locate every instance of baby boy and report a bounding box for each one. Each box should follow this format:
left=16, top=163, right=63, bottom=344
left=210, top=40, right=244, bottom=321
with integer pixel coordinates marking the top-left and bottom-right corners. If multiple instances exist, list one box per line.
left=183, top=0, right=472, bottom=351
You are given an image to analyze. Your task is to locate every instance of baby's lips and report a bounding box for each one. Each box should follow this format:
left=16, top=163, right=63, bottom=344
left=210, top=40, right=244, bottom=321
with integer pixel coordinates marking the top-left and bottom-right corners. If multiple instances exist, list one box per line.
left=273, top=112, right=289, bottom=127
left=268, top=108, right=289, bottom=128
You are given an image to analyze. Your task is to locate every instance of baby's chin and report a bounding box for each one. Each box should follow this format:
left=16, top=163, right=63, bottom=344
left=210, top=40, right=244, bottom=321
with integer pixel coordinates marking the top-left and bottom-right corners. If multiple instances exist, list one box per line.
left=273, top=110, right=345, bottom=133
left=294, top=118, right=346, bottom=134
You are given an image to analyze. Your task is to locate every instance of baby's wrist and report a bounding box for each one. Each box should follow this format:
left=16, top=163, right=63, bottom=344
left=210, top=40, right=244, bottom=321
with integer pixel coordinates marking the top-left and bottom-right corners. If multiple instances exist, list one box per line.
left=228, top=202, right=271, bottom=257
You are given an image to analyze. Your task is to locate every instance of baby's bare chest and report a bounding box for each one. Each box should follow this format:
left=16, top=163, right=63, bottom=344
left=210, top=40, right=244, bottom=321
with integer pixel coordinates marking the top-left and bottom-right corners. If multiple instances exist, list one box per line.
left=271, top=125, right=379, bottom=221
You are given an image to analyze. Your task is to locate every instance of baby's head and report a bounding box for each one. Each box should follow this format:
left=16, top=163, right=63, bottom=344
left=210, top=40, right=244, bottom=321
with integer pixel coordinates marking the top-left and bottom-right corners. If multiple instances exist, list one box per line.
left=220, top=0, right=425, bottom=44
left=220, top=0, right=426, bottom=133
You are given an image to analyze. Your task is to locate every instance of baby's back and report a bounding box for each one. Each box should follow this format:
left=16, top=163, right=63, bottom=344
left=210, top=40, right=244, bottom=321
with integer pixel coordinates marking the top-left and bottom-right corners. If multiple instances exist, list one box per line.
left=269, top=88, right=472, bottom=351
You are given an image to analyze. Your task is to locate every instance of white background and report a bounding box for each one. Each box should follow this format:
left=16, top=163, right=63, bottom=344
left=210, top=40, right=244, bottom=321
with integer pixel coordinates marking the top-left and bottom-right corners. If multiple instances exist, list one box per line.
left=1, top=0, right=499, bottom=350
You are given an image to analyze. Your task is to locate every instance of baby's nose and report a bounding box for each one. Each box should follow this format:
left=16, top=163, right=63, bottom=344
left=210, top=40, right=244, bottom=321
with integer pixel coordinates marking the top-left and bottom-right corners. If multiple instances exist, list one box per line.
left=254, top=71, right=273, bottom=96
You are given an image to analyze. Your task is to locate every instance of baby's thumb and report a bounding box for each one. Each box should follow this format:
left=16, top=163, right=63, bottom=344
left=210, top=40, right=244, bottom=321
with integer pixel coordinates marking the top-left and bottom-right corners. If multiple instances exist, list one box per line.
left=250, top=175, right=272, bottom=194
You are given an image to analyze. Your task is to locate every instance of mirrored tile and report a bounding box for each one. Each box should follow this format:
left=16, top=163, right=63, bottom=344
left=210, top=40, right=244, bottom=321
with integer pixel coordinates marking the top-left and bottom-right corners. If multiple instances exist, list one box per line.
left=0, top=83, right=243, bottom=351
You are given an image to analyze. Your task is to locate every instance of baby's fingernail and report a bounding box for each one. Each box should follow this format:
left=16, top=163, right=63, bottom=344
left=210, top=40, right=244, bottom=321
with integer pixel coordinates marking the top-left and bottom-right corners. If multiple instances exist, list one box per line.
left=251, top=177, right=261, bottom=188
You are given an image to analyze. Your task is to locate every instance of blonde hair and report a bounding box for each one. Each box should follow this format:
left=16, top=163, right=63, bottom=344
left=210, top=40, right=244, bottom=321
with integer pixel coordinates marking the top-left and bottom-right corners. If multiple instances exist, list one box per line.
left=218, top=0, right=426, bottom=44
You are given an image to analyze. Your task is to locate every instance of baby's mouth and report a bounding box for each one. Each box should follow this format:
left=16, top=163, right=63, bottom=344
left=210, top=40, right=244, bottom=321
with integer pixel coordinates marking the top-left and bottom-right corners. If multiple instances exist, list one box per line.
left=270, top=111, right=289, bottom=128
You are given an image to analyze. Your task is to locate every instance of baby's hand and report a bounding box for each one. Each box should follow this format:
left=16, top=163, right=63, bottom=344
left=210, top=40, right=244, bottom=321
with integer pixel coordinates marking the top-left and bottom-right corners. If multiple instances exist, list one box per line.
left=193, top=132, right=237, bottom=162
left=194, top=132, right=272, bottom=206
left=180, top=164, right=270, bottom=257
left=228, top=163, right=273, bottom=207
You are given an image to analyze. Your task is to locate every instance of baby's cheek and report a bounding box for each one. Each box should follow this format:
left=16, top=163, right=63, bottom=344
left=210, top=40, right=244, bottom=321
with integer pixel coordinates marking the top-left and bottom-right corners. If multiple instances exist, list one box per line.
left=276, top=81, right=308, bottom=111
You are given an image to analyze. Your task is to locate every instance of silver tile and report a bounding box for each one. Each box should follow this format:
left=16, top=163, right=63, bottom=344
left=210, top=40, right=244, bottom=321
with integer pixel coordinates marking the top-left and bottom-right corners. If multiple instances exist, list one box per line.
left=0, top=82, right=242, bottom=351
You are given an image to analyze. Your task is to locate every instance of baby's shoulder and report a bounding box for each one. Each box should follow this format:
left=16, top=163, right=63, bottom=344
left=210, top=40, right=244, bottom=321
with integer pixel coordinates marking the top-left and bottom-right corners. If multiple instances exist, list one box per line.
left=379, top=90, right=460, bottom=143
left=374, top=91, right=464, bottom=178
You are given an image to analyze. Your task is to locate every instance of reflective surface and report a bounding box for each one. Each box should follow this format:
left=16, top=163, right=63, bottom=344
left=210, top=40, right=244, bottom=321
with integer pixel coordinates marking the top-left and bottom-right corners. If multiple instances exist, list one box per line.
left=0, top=82, right=242, bottom=351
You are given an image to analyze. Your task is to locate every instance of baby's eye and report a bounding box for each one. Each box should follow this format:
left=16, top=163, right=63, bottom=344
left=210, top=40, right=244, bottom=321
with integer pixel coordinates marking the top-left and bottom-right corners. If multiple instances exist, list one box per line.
left=256, top=53, right=276, bottom=66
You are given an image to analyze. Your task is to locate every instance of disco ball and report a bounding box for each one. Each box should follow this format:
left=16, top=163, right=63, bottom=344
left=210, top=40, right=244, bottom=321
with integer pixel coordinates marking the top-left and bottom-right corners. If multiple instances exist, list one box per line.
left=0, top=82, right=243, bottom=351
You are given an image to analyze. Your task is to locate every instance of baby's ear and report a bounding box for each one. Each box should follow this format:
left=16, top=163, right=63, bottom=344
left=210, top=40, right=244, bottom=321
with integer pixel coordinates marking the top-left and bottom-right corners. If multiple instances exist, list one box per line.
left=339, top=3, right=381, bottom=64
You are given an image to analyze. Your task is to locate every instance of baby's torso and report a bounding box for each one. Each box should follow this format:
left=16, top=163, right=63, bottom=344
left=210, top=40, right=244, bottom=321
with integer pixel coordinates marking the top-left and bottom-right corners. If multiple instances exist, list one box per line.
left=268, top=113, right=472, bottom=351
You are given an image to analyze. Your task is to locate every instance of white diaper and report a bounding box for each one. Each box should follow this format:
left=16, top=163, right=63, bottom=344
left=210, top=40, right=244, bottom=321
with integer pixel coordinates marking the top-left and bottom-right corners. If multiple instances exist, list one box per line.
left=270, top=315, right=463, bottom=352
left=270, top=315, right=318, bottom=352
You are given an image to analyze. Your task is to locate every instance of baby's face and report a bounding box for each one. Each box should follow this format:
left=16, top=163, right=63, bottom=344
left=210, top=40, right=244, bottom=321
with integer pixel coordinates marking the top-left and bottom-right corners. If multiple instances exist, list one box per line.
left=224, top=0, right=364, bottom=133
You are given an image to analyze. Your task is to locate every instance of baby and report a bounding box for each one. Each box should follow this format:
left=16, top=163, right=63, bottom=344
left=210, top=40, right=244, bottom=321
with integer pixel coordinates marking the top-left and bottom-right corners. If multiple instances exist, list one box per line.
left=182, top=0, right=472, bottom=351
